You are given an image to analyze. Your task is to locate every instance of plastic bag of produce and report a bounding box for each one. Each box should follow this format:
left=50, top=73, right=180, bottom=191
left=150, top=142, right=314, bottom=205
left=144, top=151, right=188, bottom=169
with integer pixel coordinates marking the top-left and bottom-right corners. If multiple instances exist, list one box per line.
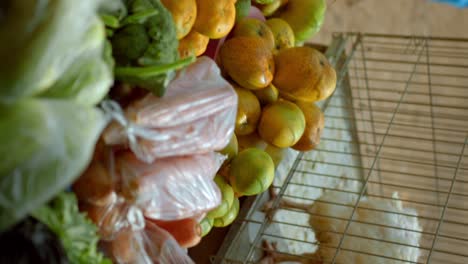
left=100, top=221, right=194, bottom=264
left=78, top=198, right=145, bottom=241
left=72, top=143, right=144, bottom=241
left=74, top=146, right=222, bottom=235
left=146, top=217, right=203, bottom=249
left=102, top=56, right=237, bottom=163
left=115, top=151, right=223, bottom=220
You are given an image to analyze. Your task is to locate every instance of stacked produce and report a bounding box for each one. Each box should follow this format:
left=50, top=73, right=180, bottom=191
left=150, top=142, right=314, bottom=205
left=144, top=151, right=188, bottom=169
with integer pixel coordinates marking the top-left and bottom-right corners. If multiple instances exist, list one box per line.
left=195, top=0, right=335, bottom=238
left=0, top=0, right=335, bottom=263
left=161, top=0, right=237, bottom=59
left=0, top=0, right=233, bottom=263
left=73, top=55, right=237, bottom=263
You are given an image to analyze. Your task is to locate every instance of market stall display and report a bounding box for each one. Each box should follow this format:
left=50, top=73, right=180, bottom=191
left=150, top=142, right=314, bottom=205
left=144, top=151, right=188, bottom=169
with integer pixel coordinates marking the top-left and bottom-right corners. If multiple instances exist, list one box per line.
left=0, top=0, right=333, bottom=263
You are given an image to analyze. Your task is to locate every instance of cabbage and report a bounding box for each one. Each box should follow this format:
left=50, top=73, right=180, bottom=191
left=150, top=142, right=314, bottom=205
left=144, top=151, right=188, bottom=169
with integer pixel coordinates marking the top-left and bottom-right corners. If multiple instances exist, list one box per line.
left=39, top=17, right=113, bottom=106
left=0, top=99, right=107, bottom=231
left=0, top=0, right=112, bottom=105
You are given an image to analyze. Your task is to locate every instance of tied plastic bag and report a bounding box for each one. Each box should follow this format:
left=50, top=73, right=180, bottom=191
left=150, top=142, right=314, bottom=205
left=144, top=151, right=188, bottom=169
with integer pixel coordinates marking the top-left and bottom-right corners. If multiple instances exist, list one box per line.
left=100, top=221, right=194, bottom=264
left=115, top=151, right=224, bottom=220
left=79, top=197, right=145, bottom=241
left=102, top=56, right=237, bottom=163
left=146, top=217, right=203, bottom=249
left=74, top=145, right=223, bottom=239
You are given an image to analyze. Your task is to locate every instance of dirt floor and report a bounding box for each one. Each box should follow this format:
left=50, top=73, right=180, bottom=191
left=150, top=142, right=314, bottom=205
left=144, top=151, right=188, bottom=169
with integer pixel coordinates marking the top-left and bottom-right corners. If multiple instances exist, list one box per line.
left=312, top=0, right=468, bottom=45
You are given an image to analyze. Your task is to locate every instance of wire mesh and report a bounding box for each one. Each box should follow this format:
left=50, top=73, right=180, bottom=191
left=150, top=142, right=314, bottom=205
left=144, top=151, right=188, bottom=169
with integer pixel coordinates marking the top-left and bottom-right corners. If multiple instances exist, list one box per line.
left=213, top=33, right=468, bottom=264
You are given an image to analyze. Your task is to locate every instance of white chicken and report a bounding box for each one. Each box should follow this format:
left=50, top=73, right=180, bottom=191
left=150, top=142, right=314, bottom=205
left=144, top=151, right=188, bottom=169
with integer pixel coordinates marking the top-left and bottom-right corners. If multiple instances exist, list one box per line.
left=260, top=182, right=423, bottom=264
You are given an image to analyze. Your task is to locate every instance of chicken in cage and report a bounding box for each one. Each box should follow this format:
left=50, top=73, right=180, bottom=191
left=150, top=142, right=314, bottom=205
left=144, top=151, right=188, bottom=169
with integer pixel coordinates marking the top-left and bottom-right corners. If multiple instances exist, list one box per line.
left=260, top=180, right=423, bottom=263
left=213, top=33, right=468, bottom=264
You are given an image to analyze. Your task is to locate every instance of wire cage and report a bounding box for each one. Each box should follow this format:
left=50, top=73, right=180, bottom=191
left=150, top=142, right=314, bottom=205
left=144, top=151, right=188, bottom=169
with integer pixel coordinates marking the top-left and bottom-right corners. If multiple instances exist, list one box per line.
left=212, top=33, right=468, bottom=264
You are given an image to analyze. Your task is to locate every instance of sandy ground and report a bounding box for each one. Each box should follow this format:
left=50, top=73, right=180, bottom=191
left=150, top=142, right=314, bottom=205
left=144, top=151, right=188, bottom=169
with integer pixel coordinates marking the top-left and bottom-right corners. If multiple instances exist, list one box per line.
left=312, top=0, right=468, bottom=45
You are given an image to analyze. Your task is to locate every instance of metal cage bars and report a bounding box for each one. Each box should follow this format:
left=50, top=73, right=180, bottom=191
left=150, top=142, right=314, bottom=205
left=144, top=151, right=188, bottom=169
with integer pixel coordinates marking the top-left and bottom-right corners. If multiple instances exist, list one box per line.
left=213, top=33, right=468, bottom=264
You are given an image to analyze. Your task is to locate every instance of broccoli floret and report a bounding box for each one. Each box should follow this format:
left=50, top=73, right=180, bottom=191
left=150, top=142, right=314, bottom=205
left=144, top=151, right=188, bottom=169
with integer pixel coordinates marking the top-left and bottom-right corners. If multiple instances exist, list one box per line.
left=112, top=23, right=150, bottom=65
left=109, top=0, right=185, bottom=96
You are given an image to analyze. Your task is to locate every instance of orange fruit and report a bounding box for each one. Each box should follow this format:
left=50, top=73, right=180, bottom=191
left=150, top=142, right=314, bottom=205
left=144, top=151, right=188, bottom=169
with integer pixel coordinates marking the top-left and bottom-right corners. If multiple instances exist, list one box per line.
left=273, top=46, right=336, bottom=102
left=193, top=0, right=236, bottom=39
left=233, top=85, right=262, bottom=136
left=292, top=101, right=325, bottom=151
left=258, top=100, right=306, bottom=148
left=161, top=0, right=197, bottom=39
left=207, top=175, right=235, bottom=219
left=233, top=18, right=275, bottom=50
left=178, top=30, right=210, bottom=58
left=253, top=83, right=279, bottom=105
left=220, top=36, right=275, bottom=90
left=213, top=197, right=240, bottom=227
left=255, top=0, right=289, bottom=17
left=237, top=132, right=266, bottom=151
left=237, top=132, right=286, bottom=168
left=276, top=0, right=326, bottom=43
left=229, top=148, right=275, bottom=196
left=200, top=217, right=214, bottom=237
left=219, top=133, right=238, bottom=162
left=265, top=18, right=295, bottom=53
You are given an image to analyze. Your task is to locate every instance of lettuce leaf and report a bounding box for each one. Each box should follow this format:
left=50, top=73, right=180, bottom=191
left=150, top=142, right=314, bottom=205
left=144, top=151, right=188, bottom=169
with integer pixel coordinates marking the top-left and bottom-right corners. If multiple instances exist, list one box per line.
left=32, top=192, right=111, bottom=264
left=0, top=0, right=107, bottom=104
left=0, top=98, right=107, bottom=231
left=38, top=17, right=113, bottom=106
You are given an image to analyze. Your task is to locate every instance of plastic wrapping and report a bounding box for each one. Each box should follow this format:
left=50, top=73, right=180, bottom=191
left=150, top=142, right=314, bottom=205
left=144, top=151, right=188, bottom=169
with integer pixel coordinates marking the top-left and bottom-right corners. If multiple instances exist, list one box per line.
left=74, top=146, right=223, bottom=239
left=115, top=151, right=223, bottom=220
left=101, top=221, right=194, bottom=264
left=79, top=197, right=145, bottom=241
left=146, top=217, right=202, bottom=249
left=102, top=56, right=237, bottom=163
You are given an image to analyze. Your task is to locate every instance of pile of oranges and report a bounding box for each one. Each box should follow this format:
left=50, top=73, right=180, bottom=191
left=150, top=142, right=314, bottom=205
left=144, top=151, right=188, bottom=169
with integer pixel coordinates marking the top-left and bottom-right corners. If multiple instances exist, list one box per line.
left=161, top=0, right=238, bottom=58
left=161, top=0, right=336, bottom=236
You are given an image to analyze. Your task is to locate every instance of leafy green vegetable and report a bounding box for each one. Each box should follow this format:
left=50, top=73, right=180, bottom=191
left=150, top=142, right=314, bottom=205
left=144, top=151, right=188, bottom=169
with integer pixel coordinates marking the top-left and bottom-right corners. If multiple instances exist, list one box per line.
left=33, top=192, right=111, bottom=264
left=112, top=23, right=151, bottom=65
left=39, top=17, right=113, bottom=106
left=0, top=99, right=107, bottom=231
left=100, top=0, right=128, bottom=23
left=109, top=0, right=183, bottom=96
left=100, top=14, right=121, bottom=29
left=110, top=0, right=179, bottom=66
left=0, top=0, right=109, bottom=104
left=235, top=0, right=252, bottom=22
left=115, top=56, right=195, bottom=96
left=254, top=0, right=275, bottom=4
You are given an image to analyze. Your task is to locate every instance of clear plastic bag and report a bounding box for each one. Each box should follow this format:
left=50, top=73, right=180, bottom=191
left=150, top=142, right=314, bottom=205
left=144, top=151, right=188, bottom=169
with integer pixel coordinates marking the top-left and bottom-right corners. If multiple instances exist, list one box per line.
left=74, top=145, right=223, bottom=240
left=102, top=56, right=237, bottom=163
left=145, top=217, right=203, bottom=249
left=115, top=151, right=224, bottom=220
left=78, top=197, right=145, bottom=241
left=100, top=221, right=194, bottom=264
